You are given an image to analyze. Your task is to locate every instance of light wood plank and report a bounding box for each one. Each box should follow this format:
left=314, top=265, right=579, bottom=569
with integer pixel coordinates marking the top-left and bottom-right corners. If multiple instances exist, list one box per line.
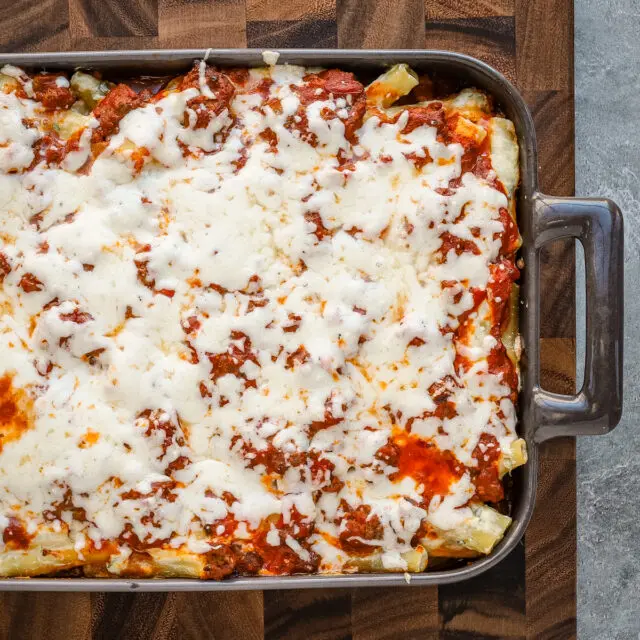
left=337, top=0, right=425, bottom=48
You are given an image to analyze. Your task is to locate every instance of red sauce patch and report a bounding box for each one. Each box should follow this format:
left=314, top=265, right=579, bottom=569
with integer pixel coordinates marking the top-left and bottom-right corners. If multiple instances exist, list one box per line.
left=471, top=433, right=503, bottom=502
left=289, top=69, right=365, bottom=144
left=249, top=77, right=274, bottom=100
left=487, top=344, right=518, bottom=401
left=32, top=74, right=74, bottom=110
left=438, top=231, right=481, bottom=259
left=2, top=517, right=32, bottom=550
left=182, top=315, right=201, bottom=334
left=226, top=67, right=250, bottom=87
left=309, top=454, right=344, bottom=493
left=304, top=211, right=333, bottom=242
left=0, top=252, right=11, bottom=283
left=178, top=63, right=235, bottom=129
left=285, top=345, right=310, bottom=370
left=258, top=127, right=278, bottom=152
left=403, top=147, right=433, bottom=170
left=496, top=207, right=520, bottom=257
left=59, top=309, right=93, bottom=324
left=400, top=104, right=445, bottom=134
left=207, top=331, right=259, bottom=385
left=487, top=258, right=519, bottom=334
left=308, top=398, right=345, bottom=438
left=337, top=503, right=383, bottom=556
left=136, top=409, right=186, bottom=459
left=239, top=439, right=287, bottom=475
left=391, top=434, right=464, bottom=503
left=282, top=313, right=302, bottom=333
left=18, top=272, right=44, bottom=293
left=254, top=511, right=319, bottom=575
left=0, top=374, right=34, bottom=453
left=92, top=84, right=143, bottom=144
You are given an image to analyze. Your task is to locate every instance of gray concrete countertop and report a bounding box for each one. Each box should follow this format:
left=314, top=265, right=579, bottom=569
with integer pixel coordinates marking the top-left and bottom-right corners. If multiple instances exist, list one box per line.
left=575, top=1, right=640, bottom=638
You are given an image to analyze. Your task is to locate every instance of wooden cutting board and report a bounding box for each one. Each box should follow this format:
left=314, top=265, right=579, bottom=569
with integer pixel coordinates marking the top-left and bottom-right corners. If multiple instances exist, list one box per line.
left=0, top=1, right=577, bottom=638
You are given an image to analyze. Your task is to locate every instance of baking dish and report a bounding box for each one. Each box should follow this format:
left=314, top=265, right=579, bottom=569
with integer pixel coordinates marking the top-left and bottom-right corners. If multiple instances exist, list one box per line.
left=0, top=48, right=623, bottom=591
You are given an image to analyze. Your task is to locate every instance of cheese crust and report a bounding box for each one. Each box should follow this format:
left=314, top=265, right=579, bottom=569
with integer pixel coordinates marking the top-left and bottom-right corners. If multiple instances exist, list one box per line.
left=0, top=62, right=525, bottom=579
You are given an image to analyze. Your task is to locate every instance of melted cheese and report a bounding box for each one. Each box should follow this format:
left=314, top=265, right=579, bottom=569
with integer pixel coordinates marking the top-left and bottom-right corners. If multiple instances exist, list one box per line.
left=0, top=63, right=522, bottom=576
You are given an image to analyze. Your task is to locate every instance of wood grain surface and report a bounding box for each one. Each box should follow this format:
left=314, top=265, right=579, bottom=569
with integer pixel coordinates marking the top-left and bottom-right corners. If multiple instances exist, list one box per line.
left=0, top=1, right=577, bottom=638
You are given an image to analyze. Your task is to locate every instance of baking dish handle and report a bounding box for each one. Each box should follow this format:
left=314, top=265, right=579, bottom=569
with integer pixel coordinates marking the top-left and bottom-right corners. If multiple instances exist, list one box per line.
left=532, top=195, right=623, bottom=442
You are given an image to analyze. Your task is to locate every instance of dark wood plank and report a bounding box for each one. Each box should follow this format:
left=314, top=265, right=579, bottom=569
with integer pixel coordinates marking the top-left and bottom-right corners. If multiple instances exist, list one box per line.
left=247, top=19, right=337, bottom=48
left=158, top=0, right=247, bottom=49
left=247, top=0, right=335, bottom=21
left=351, top=587, right=439, bottom=640
left=515, top=0, right=572, bottom=91
left=539, top=337, right=577, bottom=460
left=425, top=0, right=514, bottom=18
left=91, top=593, right=174, bottom=640
left=337, top=0, right=425, bottom=48
left=538, top=239, right=576, bottom=340
left=525, top=458, right=577, bottom=639
left=169, top=592, right=264, bottom=640
left=263, top=589, right=351, bottom=640
left=0, top=0, right=70, bottom=52
left=91, top=592, right=263, bottom=640
left=425, top=16, right=516, bottom=82
left=72, top=0, right=158, bottom=37
left=439, top=543, right=526, bottom=638
left=0, top=593, right=91, bottom=640
left=523, top=90, right=575, bottom=198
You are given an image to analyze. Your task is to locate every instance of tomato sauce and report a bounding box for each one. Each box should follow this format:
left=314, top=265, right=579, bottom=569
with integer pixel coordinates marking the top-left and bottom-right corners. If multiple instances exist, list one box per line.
left=59, top=309, right=93, bottom=324
left=336, top=503, right=383, bottom=556
left=32, top=74, right=74, bottom=110
left=136, top=409, right=185, bottom=458
left=309, top=454, right=344, bottom=492
left=206, top=513, right=238, bottom=538
left=438, top=231, right=481, bottom=259
left=117, top=523, right=170, bottom=552
left=391, top=434, right=464, bottom=503
left=2, top=517, right=32, bottom=550
left=403, top=147, right=433, bottom=170
left=18, top=272, right=44, bottom=292
left=241, top=440, right=287, bottom=475
left=0, top=252, right=11, bottom=282
left=452, top=287, right=486, bottom=338
left=92, top=84, right=143, bottom=143
left=487, top=258, right=519, bottom=333
left=207, top=330, right=259, bottom=385
left=496, top=207, right=520, bottom=257
left=400, top=103, right=445, bottom=134
left=289, top=69, right=366, bottom=144
left=487, top=344, right=518, bottom=400
left=0, top=374, right=34, bottom=452
left=258, top=127, right=278, bottom=152
left=249, top=77, right=274, bottom=100
left=308, top=399, right=345, bottom=438
left=471, top=433, right=503, bottom=502
left=253, top=510, right=319, bottom=574
left=305, top=211, right=333, bottom=242
left=285, top=345, right=310, bottom=369
left=180, top=65, right=235, bottom=129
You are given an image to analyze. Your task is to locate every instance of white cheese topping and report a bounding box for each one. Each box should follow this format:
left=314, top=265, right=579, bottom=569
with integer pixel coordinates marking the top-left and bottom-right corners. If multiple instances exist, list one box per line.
left=0, top=64, right=520, bottom=574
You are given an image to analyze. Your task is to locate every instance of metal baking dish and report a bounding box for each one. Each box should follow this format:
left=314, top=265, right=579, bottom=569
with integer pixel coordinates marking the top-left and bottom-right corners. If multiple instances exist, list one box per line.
left=0, top=49, right=623, bottom=591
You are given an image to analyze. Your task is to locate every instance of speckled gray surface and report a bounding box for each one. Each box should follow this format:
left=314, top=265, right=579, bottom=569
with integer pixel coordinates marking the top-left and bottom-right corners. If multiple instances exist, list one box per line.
left=575, top=1, right=640, bottom=638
